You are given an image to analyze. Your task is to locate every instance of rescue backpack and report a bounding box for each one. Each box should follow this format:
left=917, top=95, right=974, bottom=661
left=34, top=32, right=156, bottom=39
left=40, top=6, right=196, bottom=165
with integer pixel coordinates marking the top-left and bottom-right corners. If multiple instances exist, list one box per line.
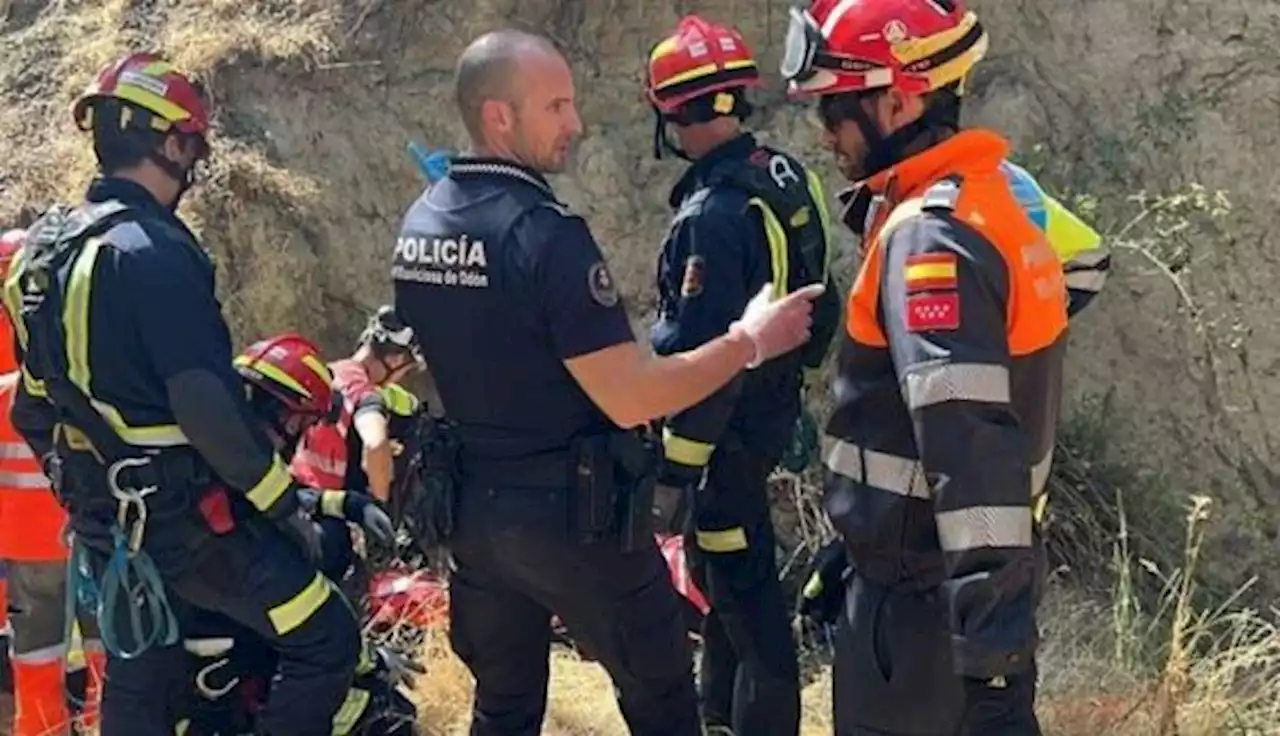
left=701, top=144, right=840, bottom=372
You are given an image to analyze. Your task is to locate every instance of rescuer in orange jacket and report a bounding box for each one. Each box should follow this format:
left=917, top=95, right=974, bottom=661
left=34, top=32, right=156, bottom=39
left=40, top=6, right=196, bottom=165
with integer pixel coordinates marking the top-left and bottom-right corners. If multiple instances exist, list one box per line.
left=783, top=1, right=1064, bottom=733
left=0, top=228, right=106, bottom=735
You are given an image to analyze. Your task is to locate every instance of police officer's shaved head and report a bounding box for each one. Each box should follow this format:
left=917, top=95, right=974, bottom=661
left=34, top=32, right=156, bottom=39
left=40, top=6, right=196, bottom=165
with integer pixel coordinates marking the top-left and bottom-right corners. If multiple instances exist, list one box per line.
left=454, top=30, right=583, bottom=173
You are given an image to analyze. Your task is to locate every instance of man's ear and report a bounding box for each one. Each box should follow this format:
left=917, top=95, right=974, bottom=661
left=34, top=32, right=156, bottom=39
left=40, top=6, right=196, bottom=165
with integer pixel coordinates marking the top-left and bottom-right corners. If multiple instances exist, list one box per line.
left=881, top=88, right=923, bottom=129
left=160, top=133, right=186, bottom=163
left=480, top=99, right=513, bottom=136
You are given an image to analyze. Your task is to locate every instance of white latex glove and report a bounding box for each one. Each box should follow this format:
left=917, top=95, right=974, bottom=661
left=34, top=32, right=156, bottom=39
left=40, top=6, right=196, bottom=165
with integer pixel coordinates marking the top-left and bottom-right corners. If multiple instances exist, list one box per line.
left=730, top=282, right=825, bottom=368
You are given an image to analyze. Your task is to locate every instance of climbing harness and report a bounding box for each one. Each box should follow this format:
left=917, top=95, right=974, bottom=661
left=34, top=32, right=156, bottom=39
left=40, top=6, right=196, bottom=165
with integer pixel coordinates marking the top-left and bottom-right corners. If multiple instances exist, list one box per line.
left=18, top=201, right=181, bottom=660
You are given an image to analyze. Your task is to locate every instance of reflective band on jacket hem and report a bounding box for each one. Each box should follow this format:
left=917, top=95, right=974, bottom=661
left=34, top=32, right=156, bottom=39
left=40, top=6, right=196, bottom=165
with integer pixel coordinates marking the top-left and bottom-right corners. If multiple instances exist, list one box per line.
left=824, top=438, right=1054, bottom=525
left=824, top=439, right=929, bottom=499
left=936, top=505, right=1033, bottom=552
left=267, top=573, right=331, bottom=635
left=902, top=362, right=1011, bottom=410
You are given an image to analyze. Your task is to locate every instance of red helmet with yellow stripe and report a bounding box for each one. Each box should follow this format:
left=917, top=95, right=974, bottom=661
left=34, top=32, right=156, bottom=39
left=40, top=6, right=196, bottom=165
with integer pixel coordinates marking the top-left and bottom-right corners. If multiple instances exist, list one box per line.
left=235, top=334, right=336, bottom=420
left=646, top=15, right=762, bottom=115
left=72, top=52, right=211, bottom=143
left=781, top=0, right=988, bottom=99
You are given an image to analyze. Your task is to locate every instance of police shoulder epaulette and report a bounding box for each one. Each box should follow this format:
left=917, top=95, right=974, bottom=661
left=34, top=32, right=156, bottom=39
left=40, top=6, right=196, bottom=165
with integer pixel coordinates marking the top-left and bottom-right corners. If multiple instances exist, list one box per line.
left=920, top=176, right=963, bottom=212
left=539, top=200, right=577, bottom=219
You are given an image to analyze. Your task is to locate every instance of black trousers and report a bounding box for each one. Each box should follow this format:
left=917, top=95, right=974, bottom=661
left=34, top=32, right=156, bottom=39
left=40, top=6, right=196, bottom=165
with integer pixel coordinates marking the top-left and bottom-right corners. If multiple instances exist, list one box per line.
left=832, top=574, right=1041, bottom=735
left=447, top=484, right=701, bottom=736
left=93, top=510, right=362, bottom=736
left=685, top=444, right=800, bottom=736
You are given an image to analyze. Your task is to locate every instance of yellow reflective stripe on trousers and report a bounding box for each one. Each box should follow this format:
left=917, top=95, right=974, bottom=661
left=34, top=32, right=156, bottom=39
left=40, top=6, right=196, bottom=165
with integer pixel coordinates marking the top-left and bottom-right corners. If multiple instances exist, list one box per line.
left=63, top=237, right=188, bottom=447
left=246, top=455, right=293, bottom=512
left=331, top=687, right=372, bottom=735
left=320, top=490, right=346, bottom=518
left=267, top=572, right=331, bottom=635
left=662, top=426, right=714, bottom=467
left=748, top=197, right=789, bottom=299
left=695, top=527, right=748, bottom=553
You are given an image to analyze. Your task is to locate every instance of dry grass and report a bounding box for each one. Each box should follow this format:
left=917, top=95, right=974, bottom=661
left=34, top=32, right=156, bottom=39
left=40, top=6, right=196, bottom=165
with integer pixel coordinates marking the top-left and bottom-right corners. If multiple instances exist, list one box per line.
left=391, top=490, right=1280, bottom=736
left=404, top=627, right=837, bottom=736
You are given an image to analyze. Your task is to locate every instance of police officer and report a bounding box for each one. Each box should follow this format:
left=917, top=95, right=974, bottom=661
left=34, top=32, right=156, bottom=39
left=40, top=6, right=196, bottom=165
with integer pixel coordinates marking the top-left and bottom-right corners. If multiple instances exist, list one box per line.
left=783, top=0, right=1063, bottom=733
left=643, top=16, right=841, bottom=736
left=2, top=52, right=360, bottom=734
left=393, top=29, right=824, bottom=736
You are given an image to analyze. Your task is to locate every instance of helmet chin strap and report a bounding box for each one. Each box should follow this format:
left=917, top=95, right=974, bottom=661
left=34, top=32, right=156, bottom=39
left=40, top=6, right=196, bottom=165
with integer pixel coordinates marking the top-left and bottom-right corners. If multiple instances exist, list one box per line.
left=848, top=91, right=961, bottom=180
left=652, top=106, right=691, bottom=161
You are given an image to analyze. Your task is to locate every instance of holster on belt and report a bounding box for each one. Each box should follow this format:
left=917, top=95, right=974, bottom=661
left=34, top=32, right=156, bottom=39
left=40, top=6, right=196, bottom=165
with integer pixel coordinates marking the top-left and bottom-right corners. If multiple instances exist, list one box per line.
left=407, top=414, right=462, bottom=551
left=570, top=428, right=660, bottom=553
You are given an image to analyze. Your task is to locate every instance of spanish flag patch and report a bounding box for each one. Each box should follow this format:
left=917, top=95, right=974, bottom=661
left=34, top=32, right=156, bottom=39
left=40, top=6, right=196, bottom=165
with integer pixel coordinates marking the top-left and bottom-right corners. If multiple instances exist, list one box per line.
left=903, top=252, right=957, bottom=292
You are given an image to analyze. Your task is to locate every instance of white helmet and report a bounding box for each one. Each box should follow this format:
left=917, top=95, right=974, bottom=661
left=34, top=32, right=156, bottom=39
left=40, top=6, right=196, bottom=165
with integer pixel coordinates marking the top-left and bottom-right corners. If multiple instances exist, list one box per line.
left=360, top=305, right=424, bottom=367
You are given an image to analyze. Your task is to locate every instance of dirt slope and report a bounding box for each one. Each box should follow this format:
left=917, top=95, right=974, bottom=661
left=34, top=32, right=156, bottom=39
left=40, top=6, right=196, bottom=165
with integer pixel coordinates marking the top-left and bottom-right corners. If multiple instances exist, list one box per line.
left=2, top=0, right=1280, bottom=587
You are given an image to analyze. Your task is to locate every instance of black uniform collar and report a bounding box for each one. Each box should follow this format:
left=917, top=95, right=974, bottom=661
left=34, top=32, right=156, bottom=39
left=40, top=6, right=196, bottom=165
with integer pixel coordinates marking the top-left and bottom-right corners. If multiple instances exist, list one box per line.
left=448, top=156, right=556, bottom=199
left=86, top=177, right=177, bottom=221
left=85, top=176, right=199, bottom=243
left=669, top=132, right=758, bottom=207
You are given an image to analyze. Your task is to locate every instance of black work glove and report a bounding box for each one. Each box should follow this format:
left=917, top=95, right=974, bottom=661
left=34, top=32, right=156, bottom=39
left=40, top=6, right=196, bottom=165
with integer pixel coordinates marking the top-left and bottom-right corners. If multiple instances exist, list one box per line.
left=797, top=539, right=851, bottom=625
left=298, top=489, right=396, bottom=547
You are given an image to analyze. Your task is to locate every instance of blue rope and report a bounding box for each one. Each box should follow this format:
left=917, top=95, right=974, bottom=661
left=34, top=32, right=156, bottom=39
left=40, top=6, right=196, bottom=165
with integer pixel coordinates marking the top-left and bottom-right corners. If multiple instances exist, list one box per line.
left=407, top=142, right=452, bottom=183
left=66, top=530, right=180, bottom=661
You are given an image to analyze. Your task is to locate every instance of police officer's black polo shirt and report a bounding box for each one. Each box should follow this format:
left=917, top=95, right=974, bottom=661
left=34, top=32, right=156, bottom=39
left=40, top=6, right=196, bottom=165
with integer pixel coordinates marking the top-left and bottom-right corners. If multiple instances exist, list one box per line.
left=392, top=158, right=633, bottom=473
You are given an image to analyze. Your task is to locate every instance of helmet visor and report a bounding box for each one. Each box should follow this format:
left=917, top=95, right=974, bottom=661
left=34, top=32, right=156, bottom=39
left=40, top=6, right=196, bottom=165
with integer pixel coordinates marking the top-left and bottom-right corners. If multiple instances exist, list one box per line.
left=781, top=8, right=822, bottom=83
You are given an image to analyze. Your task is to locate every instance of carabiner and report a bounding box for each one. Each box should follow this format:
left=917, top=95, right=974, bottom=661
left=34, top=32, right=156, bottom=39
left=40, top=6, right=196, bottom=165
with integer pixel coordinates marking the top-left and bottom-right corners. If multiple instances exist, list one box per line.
left=107, top=457, right=157, bottom=555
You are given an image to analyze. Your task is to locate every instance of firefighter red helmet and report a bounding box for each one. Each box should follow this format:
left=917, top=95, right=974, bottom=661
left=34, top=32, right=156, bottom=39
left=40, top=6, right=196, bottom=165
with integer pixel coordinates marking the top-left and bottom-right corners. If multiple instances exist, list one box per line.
left=234, top=333, right=335, bottom=417
left=782, top=0, right=988, bottom=98
left=646, top=15, right=763, bottom=113
left=72, top=52, right=211, bottom=140
left=0, top=229, right=25, bottom=375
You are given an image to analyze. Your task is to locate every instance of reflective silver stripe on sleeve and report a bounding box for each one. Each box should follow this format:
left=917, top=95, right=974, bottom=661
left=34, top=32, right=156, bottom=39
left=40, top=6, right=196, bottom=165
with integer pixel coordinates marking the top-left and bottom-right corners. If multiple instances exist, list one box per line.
left=824, top=438, right=930, bottom=499
left=1065, top=269, right=1107, bottom=292
left=936, top=506, right=1033, bottom=552
left=902, top=362, right=1010, bottom=410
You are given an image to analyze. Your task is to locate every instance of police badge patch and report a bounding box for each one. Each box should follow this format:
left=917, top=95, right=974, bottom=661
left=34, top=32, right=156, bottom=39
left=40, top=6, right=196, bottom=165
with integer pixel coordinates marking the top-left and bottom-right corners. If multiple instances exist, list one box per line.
left=587, top=261, right=619, bottom=307
left=681, top=255, right=705, bottom=298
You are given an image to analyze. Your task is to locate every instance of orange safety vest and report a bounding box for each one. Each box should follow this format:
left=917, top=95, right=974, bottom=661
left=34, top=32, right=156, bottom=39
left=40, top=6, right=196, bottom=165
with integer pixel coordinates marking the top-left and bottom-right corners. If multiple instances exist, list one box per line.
left=0, top=372, right=69, bottom=562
